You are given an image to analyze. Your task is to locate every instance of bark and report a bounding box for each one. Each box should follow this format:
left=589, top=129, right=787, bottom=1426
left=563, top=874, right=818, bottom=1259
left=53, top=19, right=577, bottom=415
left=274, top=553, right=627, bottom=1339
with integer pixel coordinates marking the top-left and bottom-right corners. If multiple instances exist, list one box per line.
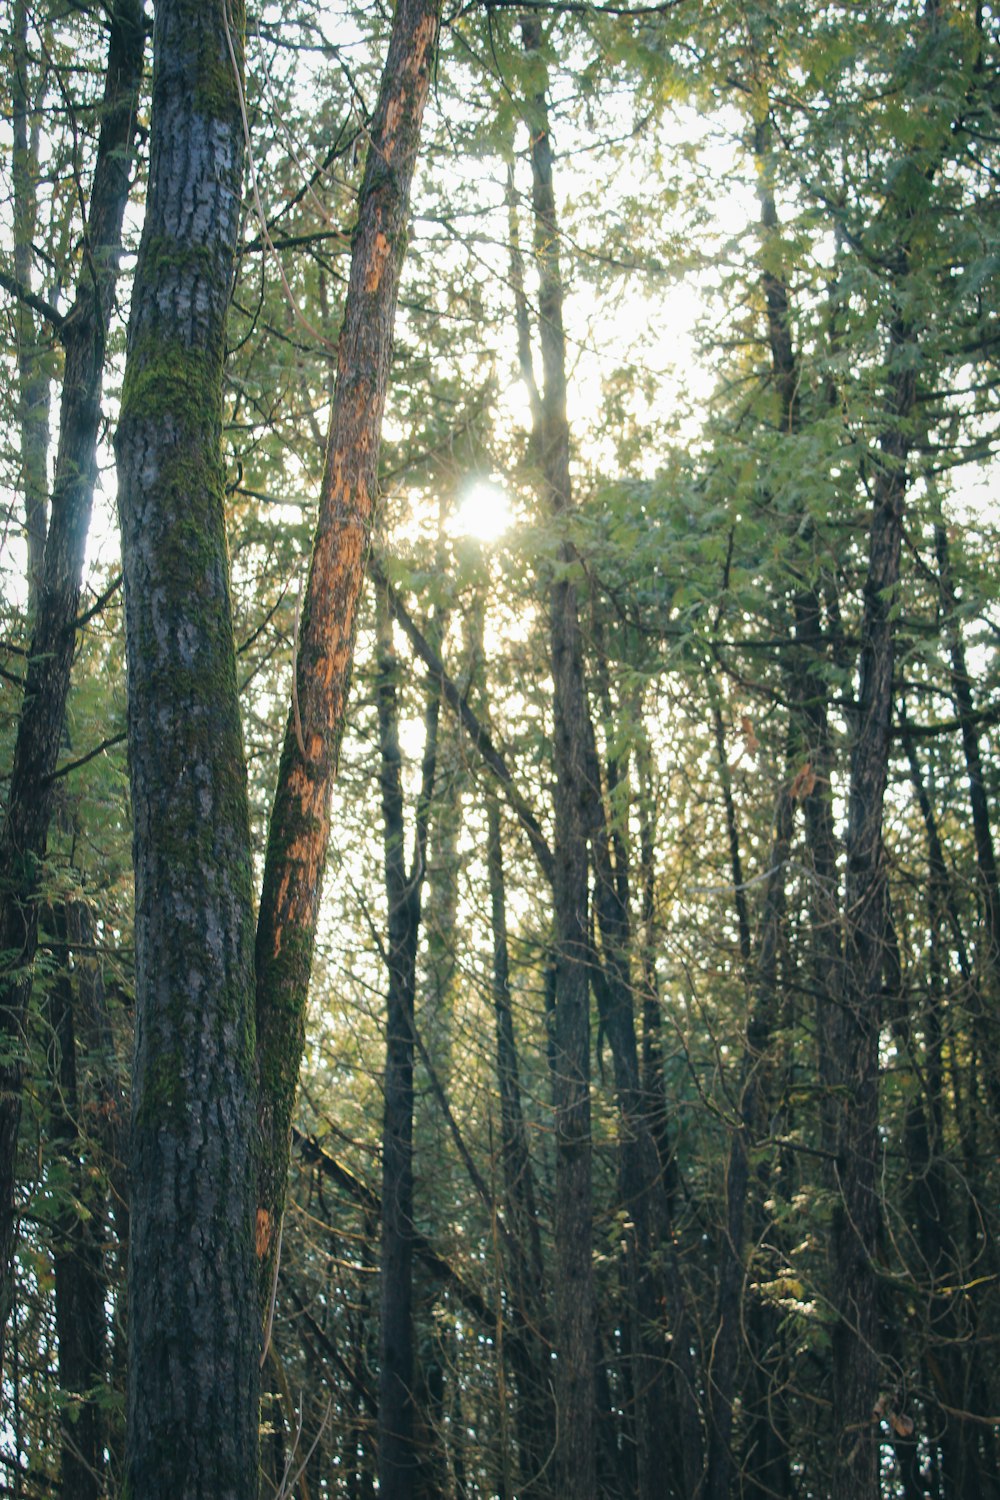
left=375, top=589, right=439, bottom=1500
left=587, top=704, right=701, bottom=1500
left=521, top=18, right=596, bottom=1494
left=935, top=522, right=1000, bottom=1002
left=704, top=779, right=794, bottom=1500
left=830, top=324, right=913, bottom=1500
left=703, top=115, right=831, bottom=1500
left=254, top=0, right=442, bottom=1301
left=486, top=795, right=553, bottom=1493
left=114, top=3, right=258, bottom=1494
left=422, top=729, right=463, bottom=1093
left=710, top=690, right=752, bottom=969
left=0, top=0, right=144, bottom=1375
left=755, top=113, right=844, bottom=1140
left=827, top=31, right=961, bottom=1481
left=12, top=0, right=51, bottom=620
left=635, top=731, right=675, bottom=1197
left=900, top=719, right=992, bottom=1494
left=49, top=902, right=110, bottom=1500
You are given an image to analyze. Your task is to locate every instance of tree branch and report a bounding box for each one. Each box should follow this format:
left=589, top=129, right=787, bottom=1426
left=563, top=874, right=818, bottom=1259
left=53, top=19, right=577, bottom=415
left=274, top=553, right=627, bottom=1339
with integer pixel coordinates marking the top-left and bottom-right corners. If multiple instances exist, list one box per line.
left=369, top=555, right=555, bottom=886
left=0, top=267, right=66, bottom=336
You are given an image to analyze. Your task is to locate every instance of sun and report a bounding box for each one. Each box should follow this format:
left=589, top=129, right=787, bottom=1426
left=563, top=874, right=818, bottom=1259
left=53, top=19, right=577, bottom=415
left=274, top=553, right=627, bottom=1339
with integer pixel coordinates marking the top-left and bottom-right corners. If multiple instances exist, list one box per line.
left=453, top=480, right=511, bottom=543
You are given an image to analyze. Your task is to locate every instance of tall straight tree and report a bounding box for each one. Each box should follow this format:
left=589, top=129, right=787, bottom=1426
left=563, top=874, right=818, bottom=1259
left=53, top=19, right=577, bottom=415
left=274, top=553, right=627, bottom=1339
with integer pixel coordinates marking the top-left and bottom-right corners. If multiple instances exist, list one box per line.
left=520, top=17, right=596, bottom=1496
left=0, top=0, right=144, bottom=1374
left=11, top=0, right=50, bottom=623
left=114, top=2, right=259, bottom=1494
left=373, top=586, right=440, bottom=1500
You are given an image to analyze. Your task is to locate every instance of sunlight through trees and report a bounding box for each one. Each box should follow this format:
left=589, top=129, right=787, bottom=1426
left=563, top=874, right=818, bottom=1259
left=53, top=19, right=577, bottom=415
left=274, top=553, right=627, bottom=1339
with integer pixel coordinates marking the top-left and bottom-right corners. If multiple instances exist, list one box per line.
left=1, top=2, right=999, bottom=1497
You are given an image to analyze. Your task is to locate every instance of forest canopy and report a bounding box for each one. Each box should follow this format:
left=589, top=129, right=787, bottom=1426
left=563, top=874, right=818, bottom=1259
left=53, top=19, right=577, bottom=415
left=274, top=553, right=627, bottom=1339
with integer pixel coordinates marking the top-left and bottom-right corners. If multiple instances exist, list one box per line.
left=1, top=1, right=999, bottom=1498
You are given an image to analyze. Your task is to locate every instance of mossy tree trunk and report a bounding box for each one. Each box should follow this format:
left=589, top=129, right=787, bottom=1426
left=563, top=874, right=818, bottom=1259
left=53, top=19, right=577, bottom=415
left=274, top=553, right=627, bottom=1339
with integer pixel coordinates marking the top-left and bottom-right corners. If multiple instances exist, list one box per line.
left=113, top=3, right=259, bottom=1495
left=0, top=0, right=144, bottom=1377
left=253, top=0, right=441, bottom=1303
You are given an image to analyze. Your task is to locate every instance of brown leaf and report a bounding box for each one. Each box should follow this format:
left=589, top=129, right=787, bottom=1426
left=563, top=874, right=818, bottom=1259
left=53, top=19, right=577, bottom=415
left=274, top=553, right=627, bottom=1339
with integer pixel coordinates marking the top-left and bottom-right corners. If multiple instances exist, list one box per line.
left=790, top=762, right=817, bottom=801
left=889, top=1410, right=915, bottom=1438
left=255, top=1207, right=272, bottom=1260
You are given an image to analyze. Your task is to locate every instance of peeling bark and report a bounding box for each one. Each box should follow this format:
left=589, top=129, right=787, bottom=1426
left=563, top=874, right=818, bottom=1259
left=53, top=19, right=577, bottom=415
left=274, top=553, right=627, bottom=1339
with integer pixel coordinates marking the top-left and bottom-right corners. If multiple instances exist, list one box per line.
left=254, top=0, right=442, bottom=1305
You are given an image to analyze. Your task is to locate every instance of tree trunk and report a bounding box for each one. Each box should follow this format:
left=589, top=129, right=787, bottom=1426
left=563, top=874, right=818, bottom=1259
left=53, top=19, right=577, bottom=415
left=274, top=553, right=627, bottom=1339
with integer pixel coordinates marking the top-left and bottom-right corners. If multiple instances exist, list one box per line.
left=254, top=0, right=441, bottom=1302
left=49, top=901, right=110, bottom=1500
left=375, top=588, right=440, bottom=1500
left=486, top=794, right=553, bottom=1494
left=114, top=3, right=258, bottom=1494
left=521, top=18, right=596, bottom=1494
left=830, top=322, right=913, bottom=1500
left=704, top=778, right=795, bottom=1500
left=703, top=115, right=825, bottom=1500
left=12, top=0, right=51, bottom=620
left=935, top=520, right=1000, bottom=1009
left=0, top=0, right=144, bottom=1376
left=754, top=111, right=844, bottom=1151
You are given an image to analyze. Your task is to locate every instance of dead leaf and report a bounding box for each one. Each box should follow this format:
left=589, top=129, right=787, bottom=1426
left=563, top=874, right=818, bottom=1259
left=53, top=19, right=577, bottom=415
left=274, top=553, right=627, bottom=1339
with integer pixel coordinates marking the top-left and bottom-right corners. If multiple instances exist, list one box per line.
left=790, top=762, right=817, bottom=801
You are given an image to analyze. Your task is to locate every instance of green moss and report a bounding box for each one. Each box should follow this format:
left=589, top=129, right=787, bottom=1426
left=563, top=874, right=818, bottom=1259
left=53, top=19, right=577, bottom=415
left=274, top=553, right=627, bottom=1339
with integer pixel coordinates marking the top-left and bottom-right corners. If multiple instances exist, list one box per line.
left=192, top=3, right=245, bottom=120
left=120, top=332, right=222, bottom=436
left=136, top=1045, right=186, bottom=1126
left=142, top=233, right=218, bottom=285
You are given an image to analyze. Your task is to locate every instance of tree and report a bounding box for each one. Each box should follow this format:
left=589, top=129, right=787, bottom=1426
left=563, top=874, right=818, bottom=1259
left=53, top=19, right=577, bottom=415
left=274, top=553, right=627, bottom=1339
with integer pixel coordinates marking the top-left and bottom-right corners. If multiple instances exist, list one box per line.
left=114, top=1, right=259, bottom=1492
left=254, top=0, right=443, bottom=1313
left=0, top=0, right=144, bottom=1375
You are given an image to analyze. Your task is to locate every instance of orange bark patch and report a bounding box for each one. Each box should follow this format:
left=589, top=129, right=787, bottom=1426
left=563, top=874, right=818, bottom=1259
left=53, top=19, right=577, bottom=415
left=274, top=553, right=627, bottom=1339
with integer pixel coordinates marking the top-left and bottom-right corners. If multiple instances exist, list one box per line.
left=383, top=98, right=403, bottom=159
left=365, top=231, right=390, bottom=292
left=256, top=1207, right=272, bottom=1259
left=383, top=15, right=436, bottom=160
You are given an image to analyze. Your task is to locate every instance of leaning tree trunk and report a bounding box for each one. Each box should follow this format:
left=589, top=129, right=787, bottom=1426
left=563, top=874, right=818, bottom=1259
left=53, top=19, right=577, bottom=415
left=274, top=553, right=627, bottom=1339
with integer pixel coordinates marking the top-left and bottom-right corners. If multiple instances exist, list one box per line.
left=254, top=0, right=442, bottom=1303
left=0, top=0, right=144, bottom=1375
left=114, top=3, right=258, bottom=1495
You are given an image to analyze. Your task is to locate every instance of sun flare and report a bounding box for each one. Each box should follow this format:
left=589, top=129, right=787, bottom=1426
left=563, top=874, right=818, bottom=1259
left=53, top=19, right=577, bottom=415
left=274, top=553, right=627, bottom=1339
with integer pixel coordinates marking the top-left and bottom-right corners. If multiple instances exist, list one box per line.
left=453, top=481, right=511, bottom=543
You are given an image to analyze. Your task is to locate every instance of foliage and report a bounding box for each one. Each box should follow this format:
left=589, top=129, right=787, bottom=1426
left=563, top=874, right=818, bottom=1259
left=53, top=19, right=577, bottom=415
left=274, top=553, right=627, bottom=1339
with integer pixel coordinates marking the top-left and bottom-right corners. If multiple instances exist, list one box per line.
left=1, top=0, right=999, bottom=1496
